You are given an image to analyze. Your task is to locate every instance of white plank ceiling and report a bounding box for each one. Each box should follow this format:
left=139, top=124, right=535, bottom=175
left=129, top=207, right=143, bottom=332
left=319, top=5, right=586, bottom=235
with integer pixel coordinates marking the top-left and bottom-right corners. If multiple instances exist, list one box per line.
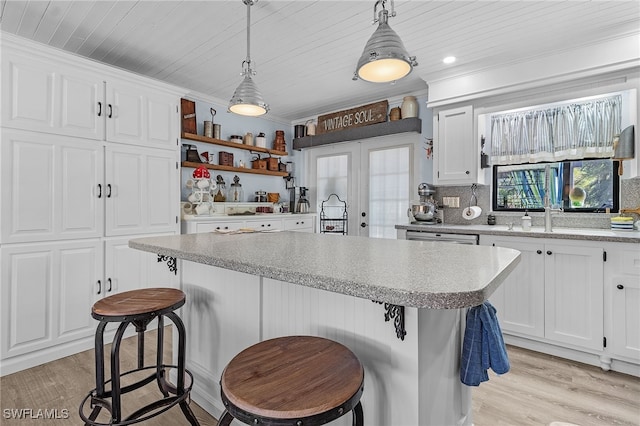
left=1, top=0, right=639, bottom=122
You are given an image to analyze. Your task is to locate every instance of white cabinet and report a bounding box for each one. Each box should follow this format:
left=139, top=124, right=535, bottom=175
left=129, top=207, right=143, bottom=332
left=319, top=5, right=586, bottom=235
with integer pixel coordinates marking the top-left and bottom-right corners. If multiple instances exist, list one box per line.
left=483, top=238, right=545, bottom=338
left=104, top=237, right=179, bottom=296
left=433, top=105, right=476, bottom=185
left=543, top=242, right=604, bottom=351
left=284, top=217, right=314, bottom=232
left=0, top=35, right=184, bottom=376
left=105, top=80, right=178, bottom=149
left=104, top=145, right=179, bottom=236
left=1, top=129, right=104, bottom=244
left=1, top=39, right=179, bottom=149
left=605, top=244, right=640, bottom=364
left=181, top=215, right=317, bottom=235
left=0, top=240, right=102, bottom=361
left=481, top=235, right=604, bottom=352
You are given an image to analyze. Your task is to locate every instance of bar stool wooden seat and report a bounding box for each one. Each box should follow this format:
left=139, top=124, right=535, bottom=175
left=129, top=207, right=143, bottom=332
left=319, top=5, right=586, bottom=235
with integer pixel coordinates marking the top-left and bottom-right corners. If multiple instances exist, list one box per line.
left=218, top=336, right=364, bottom=426
left=79, top=288, right=199, bottom=426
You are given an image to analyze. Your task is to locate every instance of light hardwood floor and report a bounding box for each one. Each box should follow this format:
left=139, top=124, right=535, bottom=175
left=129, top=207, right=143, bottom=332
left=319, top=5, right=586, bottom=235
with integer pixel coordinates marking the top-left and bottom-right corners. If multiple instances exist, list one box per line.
left=1, top=330, right=638, bottom=425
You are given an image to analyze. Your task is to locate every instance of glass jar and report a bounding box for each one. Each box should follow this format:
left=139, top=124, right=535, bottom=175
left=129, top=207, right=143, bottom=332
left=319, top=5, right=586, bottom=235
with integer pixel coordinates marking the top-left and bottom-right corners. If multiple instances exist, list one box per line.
left=227, top=175, right=243, bottom=202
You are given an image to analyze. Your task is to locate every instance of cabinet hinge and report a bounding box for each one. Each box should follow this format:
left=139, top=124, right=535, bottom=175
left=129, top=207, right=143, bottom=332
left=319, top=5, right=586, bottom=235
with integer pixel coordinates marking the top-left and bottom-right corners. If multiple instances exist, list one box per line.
left=176, top=216, right=179, bottom=224
left=603, top=336, right=607, bottom=348
left=176, top=105, right=179, bottom=113
left=603, top=251, right=607, bottom=262
left=176, top=161, right=179, bottom=169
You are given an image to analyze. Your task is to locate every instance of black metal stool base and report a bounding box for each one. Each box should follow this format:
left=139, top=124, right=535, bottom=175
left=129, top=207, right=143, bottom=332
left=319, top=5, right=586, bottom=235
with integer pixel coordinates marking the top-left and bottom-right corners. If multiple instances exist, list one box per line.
left=79, top=365, right=196, bottom=426
left=79, top=306, right=199, bottom=426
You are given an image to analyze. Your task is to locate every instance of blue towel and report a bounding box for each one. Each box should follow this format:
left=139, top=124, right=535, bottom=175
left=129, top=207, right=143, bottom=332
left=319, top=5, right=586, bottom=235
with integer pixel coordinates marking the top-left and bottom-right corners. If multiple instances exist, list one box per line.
left=460, top=301, right=510, bottom=386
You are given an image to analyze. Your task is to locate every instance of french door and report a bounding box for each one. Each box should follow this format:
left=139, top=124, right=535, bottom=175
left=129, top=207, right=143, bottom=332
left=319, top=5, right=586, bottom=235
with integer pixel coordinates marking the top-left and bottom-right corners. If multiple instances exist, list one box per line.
left=307, top=133, right=419, bottom=238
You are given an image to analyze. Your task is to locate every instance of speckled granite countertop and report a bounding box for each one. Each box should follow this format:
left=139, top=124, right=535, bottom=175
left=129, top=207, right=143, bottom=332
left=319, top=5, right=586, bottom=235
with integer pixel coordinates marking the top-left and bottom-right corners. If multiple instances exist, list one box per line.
left=129, top=232, right=520, bottom=309
left=396, top=224, right=640, bottom=243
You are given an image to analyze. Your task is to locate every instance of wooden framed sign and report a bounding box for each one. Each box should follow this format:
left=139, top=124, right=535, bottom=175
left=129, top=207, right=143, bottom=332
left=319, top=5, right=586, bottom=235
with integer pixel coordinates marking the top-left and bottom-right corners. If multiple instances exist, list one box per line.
left=181, top=98, right=197, bottom=134
left=316, top=100, right=388, bottom=135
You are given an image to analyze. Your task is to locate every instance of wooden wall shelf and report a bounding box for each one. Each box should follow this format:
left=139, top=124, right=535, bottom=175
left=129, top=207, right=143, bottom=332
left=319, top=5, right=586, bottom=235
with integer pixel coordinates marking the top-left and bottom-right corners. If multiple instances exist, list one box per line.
left=182, top=133, right=289, bottom=156
left=292, top=117, right=421, bottom=150
left=181, top=161, right=289, bottom=177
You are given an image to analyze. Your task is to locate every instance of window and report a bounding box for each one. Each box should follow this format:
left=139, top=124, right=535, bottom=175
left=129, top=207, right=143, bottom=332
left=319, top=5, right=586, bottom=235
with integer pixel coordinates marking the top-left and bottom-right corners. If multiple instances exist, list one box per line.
left=493, top=159, right=619, bottom=212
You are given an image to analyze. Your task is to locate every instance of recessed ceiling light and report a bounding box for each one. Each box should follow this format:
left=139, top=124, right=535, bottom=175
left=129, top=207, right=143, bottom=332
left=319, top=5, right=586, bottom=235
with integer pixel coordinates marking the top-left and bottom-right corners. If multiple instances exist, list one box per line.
left=443, top=56, right=456, bottom=64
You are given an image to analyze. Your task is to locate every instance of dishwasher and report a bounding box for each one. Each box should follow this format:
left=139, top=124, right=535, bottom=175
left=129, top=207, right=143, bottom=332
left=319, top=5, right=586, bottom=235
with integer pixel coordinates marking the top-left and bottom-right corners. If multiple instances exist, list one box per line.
left=404, top=230, right=479, bottom=245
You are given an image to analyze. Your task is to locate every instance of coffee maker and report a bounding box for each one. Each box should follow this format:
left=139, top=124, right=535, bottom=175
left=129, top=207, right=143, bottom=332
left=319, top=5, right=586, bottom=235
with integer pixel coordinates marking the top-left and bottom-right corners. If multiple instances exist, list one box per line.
left=296, top=187, right=310, bottom=213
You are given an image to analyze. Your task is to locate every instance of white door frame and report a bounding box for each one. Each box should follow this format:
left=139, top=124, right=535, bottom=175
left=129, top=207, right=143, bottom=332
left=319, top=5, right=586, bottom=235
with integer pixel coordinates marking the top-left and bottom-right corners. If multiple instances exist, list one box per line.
left=306, top=133, right=421, bottom=237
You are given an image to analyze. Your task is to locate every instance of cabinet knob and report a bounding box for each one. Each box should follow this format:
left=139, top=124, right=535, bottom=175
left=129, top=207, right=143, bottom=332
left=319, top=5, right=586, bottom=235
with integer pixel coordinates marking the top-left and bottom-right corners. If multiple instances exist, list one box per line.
left=360, top=222, right=367, bottom=228
left=536, top=250, right=542, bottom=254
left=261, top=224, right=265, bottom=227
left=546, top=250, right=552, bottom=255
left=465, top=170, right=470, bottom=175
left=361, top=212, right=366, bottom=217
left=216, top=226, right=221, bottom=230
left=617, top=284, right=624, bottom=290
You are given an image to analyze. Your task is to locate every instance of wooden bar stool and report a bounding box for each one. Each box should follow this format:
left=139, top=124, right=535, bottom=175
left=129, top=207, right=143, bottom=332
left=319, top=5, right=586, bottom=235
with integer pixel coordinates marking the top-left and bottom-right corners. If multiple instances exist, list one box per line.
left=218, top=336, right=364, bottom=426
left=79, top=288, right=199, bottom=426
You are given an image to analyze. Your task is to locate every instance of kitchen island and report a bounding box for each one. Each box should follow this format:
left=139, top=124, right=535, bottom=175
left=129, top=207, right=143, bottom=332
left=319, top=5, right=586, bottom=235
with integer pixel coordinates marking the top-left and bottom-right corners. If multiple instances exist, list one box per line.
left=130, top=231, right=520, bottom=426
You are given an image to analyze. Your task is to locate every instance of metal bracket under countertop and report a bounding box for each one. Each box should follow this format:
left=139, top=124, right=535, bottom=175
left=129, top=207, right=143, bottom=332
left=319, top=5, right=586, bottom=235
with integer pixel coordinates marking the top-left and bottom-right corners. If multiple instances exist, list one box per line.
left=373, top=301, right=406, bottom=341
left=158, top=255, right=178, bottom=275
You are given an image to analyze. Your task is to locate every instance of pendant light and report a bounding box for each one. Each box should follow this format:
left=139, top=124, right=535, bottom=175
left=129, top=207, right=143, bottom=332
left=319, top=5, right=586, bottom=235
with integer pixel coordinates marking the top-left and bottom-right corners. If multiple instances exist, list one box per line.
left=354, top=0, right=417, bottom=83
left=229, top=0, right=269, bottom=116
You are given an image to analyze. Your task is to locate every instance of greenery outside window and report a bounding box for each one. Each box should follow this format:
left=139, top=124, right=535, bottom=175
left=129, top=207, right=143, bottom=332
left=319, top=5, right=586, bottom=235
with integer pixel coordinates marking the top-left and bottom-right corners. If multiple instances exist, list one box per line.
left=493, top=159, right=619, bottom=212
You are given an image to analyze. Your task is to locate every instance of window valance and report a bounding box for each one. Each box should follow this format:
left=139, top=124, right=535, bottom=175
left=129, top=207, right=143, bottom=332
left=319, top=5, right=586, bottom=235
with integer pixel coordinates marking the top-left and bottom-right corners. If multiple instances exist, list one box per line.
left=490, top=95, right=622, bottom=165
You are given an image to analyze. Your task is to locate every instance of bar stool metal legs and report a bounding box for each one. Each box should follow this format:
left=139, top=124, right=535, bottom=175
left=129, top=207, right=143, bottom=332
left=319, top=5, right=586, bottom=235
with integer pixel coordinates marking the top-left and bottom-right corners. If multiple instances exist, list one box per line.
left=79, top=288, right=199, bottom=426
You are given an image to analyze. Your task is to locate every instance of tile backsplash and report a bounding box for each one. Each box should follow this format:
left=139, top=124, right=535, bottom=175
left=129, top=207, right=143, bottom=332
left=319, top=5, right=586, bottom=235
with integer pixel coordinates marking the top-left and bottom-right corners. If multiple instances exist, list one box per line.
left=435, top=177, right=640, bottom=229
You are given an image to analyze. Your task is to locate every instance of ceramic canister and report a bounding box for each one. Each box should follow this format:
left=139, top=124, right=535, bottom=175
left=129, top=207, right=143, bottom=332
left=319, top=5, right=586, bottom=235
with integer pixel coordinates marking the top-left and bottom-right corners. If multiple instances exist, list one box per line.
left=401, top=96, right=418, bottom=118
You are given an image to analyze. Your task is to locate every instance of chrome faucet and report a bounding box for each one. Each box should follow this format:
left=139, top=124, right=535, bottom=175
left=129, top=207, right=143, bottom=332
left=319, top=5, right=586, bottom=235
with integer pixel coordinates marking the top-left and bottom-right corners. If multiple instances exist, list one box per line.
left=543, top=165, right=562, bottom=232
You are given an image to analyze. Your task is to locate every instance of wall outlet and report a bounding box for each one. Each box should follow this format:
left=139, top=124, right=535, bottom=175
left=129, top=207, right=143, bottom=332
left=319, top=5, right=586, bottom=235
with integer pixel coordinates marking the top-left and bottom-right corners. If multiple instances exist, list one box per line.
left=442, top=197, right=460, bottom=208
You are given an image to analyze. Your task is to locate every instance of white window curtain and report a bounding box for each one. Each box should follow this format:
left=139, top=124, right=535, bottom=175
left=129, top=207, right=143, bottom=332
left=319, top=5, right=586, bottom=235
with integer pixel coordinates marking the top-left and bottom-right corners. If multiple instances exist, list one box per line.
left=490, top=95, right=622, bottom=165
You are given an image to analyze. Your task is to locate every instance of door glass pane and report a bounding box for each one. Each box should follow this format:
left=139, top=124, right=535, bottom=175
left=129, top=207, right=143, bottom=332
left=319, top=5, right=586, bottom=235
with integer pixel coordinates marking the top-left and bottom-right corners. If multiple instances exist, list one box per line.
left=317, top=154, right=349, bottom=210
left=368, top=147, right=410, bottom=239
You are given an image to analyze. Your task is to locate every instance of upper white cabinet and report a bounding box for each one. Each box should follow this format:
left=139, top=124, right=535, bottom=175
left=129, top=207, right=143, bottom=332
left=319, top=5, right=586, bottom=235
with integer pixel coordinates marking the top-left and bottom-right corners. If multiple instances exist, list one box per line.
left=105, top=80, right=178, bottom=149
left=433, top=105, right=476, bottom=185
left=1, top=41, right=179, bottom=149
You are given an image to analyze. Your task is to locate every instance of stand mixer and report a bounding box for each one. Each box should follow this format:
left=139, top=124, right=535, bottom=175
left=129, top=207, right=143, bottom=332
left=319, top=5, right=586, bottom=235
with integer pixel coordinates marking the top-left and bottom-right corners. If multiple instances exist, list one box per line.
left=409, top=183, right=440, bottom=224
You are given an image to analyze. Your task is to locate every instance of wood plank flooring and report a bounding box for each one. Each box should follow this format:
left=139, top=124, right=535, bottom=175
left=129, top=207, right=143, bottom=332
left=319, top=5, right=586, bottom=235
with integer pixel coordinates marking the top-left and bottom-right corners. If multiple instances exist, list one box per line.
left=0, top=330, right=638, bottom=425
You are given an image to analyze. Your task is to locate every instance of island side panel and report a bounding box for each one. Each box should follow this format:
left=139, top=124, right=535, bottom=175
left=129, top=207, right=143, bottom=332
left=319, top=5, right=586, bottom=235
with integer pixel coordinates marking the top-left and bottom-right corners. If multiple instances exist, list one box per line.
left=180, top=260, right=261, bottom=417
left=262, top=278, right=470, bottom=426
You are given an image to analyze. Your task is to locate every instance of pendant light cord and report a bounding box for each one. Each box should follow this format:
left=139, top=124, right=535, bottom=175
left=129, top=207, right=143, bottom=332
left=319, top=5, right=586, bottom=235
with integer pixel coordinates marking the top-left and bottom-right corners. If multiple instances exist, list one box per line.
left=245, top=0, right=253, bottom=73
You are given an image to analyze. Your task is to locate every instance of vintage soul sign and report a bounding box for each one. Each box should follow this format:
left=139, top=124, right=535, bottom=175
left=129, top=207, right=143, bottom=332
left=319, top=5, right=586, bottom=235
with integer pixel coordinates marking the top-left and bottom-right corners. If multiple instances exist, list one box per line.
left=316, top=100, right=388, bottom=135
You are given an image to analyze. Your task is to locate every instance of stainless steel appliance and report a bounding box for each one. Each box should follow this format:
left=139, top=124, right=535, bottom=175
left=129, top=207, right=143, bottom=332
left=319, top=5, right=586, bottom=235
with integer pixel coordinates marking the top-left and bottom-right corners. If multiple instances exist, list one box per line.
left=405, top=230, right=478, bottom=245
left=296, top=187, right=310, bottom=213
left=409, top=183, right=439, bottom=224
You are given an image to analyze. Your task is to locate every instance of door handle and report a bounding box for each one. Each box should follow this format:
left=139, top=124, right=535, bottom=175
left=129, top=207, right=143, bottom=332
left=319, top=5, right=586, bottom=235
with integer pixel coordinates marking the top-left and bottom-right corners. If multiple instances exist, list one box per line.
left=97, top=184, right=102, bottom=198
left=97, top=102, right=102, bottom=117
left=106, top=184, right=112, bottom=198
left=108, top=104, right=113, bottom=118
left=97, top=280, right=102, bottom=295
left=107, top=278, right=112, bottom=292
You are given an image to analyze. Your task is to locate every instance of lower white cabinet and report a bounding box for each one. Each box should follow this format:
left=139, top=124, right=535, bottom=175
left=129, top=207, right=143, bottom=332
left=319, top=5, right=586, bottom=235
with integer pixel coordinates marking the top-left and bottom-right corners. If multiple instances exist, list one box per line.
left=482, top=235, right=640, bottom=374
left=605, top=244, right=640, bottom=366
left=1, top=239, right=102, bottom=361
left=481, top=235, right=604, bottom=352
left=182, top=214, right=316, bottom=235
left=0, top=234, right=178, bottom=376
